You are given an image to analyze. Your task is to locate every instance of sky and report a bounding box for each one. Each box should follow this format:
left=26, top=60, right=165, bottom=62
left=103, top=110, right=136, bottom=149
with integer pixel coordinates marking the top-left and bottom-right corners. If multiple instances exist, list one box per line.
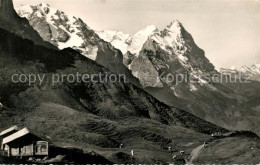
left=13, top=0, right=260, bottom=69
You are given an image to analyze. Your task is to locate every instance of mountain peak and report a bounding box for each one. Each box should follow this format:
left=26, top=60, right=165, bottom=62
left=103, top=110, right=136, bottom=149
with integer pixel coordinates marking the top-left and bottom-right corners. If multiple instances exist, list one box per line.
left=36, top=2, right=53, bottom=15
left=252, top=63, right=260, bottom=68
left=170, top=19, right=180, bottom=24
left=230, top=66, right=237, bottom=70
left=38, top=2, right=50, bottom=7
left=144, top=25, right=157, bottom=30
left=166, top=19, right=183, bottom=33
left=138, top=25, right=158, bottom=34
left=0, top=0, right=16, bottom=20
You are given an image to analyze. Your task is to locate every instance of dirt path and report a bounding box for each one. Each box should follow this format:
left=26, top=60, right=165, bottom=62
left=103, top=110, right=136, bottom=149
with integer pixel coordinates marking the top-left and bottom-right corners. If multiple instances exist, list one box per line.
left=187, top=144, right=204, bottom=164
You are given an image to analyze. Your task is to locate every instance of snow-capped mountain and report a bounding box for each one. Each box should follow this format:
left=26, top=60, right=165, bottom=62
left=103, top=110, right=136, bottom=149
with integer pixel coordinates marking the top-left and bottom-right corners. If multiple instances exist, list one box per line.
left=97, top=25, right=158, bottom=66
left=131, top=20, right=216, bottom=88
left=96, top=30, right=130, bottom=55
left=16, top=3, right=98, bottom=59
left=15, top=3, right=141, bottom=86
left=98, top=20, right=216, bottom=89
left=220, top=64, right=260, bottom=81
left=241, top=64, right=260, bottom=75
left=15, top=3, right=214, bottom=89
left=97, top=25, right=158, bottom=55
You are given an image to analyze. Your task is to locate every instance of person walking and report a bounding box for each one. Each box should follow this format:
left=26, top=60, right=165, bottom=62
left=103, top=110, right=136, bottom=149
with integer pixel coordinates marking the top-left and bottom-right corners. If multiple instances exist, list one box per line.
left=131, top=150, right=134, bottom=157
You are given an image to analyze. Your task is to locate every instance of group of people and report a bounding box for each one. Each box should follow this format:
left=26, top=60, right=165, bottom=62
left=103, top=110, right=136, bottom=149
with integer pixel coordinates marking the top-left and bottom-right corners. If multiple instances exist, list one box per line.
left=119, top=144, right=185, bottom=159
left=119, top=144, right=134, bottom=157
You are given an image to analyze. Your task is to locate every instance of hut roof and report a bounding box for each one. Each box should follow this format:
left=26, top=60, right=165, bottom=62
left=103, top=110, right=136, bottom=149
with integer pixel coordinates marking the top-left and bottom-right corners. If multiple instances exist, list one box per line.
left=2, top=128, right=30, bottom=145
left=0, top=125, right=19, bottom=137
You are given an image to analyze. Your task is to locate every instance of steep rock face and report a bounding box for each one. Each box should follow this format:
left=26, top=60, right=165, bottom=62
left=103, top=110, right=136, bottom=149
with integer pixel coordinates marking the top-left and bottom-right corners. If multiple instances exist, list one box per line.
left=161, top=20, right=215, bottom=71
left=131, top=20, right=216, bottom=88
left=15, top=3, right=140, bottom=87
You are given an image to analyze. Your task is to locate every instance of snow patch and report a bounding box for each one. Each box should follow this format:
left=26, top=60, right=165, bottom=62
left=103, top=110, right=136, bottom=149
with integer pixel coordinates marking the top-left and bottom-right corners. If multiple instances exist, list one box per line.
left=81, top=46, right=98, bottom=61
left=189, top=83, right=198, bottom=92
left=170, top=87, right=181, bottom=98
left=15, top=5, right=33, bottom=19
left=167, top=19, right=182, bottom=34
left=97, top=25, right=158, bottom=58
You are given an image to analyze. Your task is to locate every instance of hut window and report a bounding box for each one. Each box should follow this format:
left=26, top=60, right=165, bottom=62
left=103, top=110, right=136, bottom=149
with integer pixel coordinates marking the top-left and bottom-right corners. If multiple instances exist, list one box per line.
left=20, top=146, right=26, bottom=154
left=41, top=145, right=47, bottom=152
left=35, top=145, right=40, bottom=153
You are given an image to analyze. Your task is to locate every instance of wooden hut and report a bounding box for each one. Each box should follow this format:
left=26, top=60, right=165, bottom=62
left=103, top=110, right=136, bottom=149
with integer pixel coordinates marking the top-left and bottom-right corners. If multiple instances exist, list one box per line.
left=0, top=127, right=49, bottom=157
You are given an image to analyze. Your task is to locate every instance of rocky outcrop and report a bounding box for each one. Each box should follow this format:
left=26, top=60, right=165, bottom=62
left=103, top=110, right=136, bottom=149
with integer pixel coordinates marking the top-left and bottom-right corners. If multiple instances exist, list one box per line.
left=57, top=28, right=70, bottom=42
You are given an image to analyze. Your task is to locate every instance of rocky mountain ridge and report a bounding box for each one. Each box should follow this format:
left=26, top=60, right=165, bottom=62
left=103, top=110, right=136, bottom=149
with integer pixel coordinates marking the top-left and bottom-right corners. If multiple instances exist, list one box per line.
left=220, top=64, right=260, bottom=81
left=15, top=3, right=215, bottom=88
left=96, top=25, right=158, bottom=65
left=16, top=3, right=96, bottom=57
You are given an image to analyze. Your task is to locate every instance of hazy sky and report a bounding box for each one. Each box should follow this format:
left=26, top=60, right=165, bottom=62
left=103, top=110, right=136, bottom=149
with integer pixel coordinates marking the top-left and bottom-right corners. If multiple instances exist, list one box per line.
left=14, top=0, right=260, bottom=69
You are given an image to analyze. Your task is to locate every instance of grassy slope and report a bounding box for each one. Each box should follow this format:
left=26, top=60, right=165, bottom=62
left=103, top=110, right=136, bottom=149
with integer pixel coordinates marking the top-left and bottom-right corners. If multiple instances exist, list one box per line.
left=194, top=136, right=260, bottom=164
left=146, top=79, right=260, bottom=136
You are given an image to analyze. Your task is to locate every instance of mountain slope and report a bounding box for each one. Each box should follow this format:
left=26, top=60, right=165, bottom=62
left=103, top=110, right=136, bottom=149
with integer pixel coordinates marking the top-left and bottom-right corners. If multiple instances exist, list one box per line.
left=0, top=0, right=16, bottom=20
